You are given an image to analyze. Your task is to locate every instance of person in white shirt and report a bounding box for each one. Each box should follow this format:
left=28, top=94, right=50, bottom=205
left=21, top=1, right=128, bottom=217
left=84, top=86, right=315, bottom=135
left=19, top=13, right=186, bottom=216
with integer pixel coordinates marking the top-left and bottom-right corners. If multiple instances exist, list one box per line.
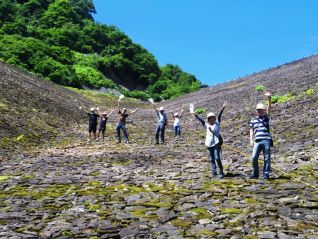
left=191, top=101, right=227, bottom=179
left=170, top=109, right=184, bottom=138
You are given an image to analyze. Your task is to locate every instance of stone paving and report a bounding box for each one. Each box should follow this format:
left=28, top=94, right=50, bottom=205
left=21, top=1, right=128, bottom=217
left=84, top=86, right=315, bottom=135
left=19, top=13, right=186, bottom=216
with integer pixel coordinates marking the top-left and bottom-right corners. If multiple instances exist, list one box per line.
left=0, top=121, right=317, bottom=239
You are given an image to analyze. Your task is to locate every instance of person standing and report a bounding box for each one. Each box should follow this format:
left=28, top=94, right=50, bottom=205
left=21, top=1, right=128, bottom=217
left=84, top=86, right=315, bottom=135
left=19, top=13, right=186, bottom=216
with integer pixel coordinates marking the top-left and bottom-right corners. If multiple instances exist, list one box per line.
left=152, top=103, right=168, bottom=144
left=116, top=98, right=138, bottom=144
left=191, top=101, right=227, bottom=179
left=97, top=109, right=115, bottom=142
left=170, top=109, right=184, bottom=139
left=80, top=107, right=100, bottom=141
left=249, top=91, right=272, bottom=179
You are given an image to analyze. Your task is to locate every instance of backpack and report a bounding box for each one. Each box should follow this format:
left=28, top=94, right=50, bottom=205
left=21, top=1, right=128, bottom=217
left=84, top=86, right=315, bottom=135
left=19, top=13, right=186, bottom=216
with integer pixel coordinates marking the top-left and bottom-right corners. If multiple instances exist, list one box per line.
left=218, top=134, right=223, bottom=147
left=208, top=126, right=223, bottom=147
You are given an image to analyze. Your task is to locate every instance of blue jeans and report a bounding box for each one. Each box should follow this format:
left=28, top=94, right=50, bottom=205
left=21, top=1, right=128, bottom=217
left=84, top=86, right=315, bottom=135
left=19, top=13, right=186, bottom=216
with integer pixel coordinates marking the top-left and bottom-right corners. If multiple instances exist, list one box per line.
left=174, top=126, right=181, bottom=137
left=207, top=145, right=223, bottom=175
left=155, top=123, right=166, bottom=143
left=116, top=123, right=128, bottom=143
left=252, top=139, right=271, bottom=177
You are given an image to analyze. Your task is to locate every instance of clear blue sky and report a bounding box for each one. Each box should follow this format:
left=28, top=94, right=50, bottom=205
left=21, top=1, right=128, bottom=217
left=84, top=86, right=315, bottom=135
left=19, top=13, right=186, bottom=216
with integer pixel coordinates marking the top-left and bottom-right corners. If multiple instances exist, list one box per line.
left=92, top=0, right=318, bottom=86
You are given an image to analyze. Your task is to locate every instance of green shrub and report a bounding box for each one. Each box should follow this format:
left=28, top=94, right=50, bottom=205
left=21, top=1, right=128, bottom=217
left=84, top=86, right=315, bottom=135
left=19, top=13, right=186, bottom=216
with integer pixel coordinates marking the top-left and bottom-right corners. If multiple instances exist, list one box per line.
left=195, top=108, right=206, bottom=115
left=255, top=85, right=265, bottom=92
left=305, top=88, right=315, bottom=96
left=73, top=65, right=116, bottom=89
left=271, top=93, right=295, bottom=104
left=124, top=90, right=149, bottom=101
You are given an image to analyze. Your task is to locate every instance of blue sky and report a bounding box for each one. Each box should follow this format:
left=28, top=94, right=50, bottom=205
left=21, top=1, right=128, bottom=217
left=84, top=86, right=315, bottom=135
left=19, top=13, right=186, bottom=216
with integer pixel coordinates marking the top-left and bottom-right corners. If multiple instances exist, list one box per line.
left=92, top=0, right=318, bottom=86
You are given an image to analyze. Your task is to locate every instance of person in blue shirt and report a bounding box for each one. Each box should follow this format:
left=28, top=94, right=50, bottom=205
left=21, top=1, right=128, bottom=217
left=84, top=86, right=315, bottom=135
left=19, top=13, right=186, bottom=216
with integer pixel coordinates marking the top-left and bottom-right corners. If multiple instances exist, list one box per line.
left=151, top=103, right=168, bottom=145
left=249, top=91, right=272, bottom=179
left=191, top=101, right=227, bottom=179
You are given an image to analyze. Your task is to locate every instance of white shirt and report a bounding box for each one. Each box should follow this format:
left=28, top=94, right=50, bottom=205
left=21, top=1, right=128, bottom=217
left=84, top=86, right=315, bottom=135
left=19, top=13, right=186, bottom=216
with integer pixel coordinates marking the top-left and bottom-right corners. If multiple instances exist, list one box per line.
left=205, top=122, right=220, bottom=147
left=173, top=117, right=181, bottom=127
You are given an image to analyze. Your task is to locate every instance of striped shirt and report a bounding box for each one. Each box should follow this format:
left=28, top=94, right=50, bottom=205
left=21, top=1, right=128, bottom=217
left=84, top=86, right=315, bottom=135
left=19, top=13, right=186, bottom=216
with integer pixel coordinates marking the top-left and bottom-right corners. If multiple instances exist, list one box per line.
left=250, top=114, right=272, bottom=141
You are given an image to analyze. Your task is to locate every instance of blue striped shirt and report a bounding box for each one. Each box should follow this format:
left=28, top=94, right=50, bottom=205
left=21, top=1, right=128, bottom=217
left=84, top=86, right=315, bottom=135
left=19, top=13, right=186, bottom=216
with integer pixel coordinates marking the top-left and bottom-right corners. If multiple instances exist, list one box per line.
left=250, top=114, right=272, bottom=141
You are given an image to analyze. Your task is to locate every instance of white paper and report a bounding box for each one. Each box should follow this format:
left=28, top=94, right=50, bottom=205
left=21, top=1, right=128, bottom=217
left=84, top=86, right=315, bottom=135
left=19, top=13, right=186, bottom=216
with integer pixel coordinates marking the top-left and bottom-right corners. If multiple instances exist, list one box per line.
left=189, top=103, right=194, bottom=113
left=148, top=98, right=154, bottom=103
left=264, top=92, right=271, bottom=97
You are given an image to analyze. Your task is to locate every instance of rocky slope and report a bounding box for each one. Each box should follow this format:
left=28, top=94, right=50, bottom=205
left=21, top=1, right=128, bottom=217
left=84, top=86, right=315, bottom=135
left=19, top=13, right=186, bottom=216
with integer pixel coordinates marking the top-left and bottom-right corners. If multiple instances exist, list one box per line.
left=0, top=61, right=147, bottom=155
left=0, top=56, right=317, bottom=238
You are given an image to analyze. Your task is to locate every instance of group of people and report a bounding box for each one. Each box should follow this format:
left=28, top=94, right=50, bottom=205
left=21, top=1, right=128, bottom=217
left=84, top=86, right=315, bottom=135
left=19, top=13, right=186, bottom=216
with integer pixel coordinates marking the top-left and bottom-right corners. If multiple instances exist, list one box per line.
left=80, top=91, right=273, bottom=180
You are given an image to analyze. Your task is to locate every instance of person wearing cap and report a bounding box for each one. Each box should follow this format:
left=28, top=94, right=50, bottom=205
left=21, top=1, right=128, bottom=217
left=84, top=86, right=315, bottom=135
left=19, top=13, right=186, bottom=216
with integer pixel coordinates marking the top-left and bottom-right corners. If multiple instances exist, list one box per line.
left=152, top=103, right=168, bottom=144
left=116, top=98, right=138, bottom=143
left=97, top=109, right=115, bottom=142
left=191, top=101, right=227, bottom=179
left=249, top=91, right=272, bottom=179
left=170, top=109, right=184, bottom=139
left=80, top=107, right=100, bottom=141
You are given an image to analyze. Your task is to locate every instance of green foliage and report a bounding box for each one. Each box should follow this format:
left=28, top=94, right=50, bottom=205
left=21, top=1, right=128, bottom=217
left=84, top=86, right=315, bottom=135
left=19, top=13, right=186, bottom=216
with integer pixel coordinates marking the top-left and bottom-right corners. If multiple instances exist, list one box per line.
left=0, top=0, right=201, bottom=100
left=305, top=88, right=315, bottom=96
left=73, top=65, right=115, bottom=88
left=122, top=90, right=149, bottom=101
left=148, top=64, right=201, bottom=99
left=255, top=85, right=265, bottom=92
left=195, top=108, right=206, bottom=115
left=271, top=93, right=295, bottom=104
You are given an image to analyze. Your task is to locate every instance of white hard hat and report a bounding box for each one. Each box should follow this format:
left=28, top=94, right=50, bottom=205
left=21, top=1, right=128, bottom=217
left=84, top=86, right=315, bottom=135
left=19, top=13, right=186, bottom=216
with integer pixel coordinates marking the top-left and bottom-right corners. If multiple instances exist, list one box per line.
left=174, top=113, right=179, bottom=117
left=256, top=103, right=266, bottom=110
left=90, top=107, right=95, bottom=112
left=103, top=112, right=107, bottom=115
left=159, top=106, right=164, bottom=111
left=207, top=112, right=216, bottom=118
left=122, top=107, right=127, bottom=111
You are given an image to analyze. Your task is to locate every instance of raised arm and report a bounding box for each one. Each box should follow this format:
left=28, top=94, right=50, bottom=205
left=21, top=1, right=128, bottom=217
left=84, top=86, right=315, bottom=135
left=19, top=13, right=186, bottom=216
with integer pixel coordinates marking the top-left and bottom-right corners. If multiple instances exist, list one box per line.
left=117, top=99, right=121, bottom=112
left=264, top=91, right=271, bottom=117
left=218, top=101, right=228, bottom=123
left=107, top=109, right=115, bottom=117
left=130, top=109, right=138, bottom=115
left=152, top=103, right=158, bottom=113
left=191, top=112, right=205, bottom=127
left=170, top=112, right=175, bottom=119
left=79, top=106, right=88, bottom=114
left=179, top=109, right=184, bottom=118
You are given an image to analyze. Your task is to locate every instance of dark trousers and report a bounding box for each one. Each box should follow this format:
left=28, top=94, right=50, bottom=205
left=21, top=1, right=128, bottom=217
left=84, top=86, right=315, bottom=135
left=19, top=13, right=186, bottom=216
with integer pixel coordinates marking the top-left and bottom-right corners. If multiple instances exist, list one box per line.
left=207, top=145, right=224, bottom=175
left=155, top=123, right=166, bottom=143
left=116, top=123, right=128, bottom=143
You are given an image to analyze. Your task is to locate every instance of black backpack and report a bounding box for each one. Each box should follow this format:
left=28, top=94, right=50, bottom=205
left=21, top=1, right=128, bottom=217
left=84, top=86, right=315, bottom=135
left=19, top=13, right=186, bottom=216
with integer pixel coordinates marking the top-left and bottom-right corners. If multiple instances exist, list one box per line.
left=218, top=134, right=223, bottom=147
left=209, top=126, right=223, bottom=147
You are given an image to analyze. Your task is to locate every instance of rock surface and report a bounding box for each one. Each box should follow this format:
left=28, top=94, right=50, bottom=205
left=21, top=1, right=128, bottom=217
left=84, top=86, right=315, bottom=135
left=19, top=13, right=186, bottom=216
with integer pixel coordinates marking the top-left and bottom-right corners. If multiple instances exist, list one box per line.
left=1, top=54, right=318, bottom=238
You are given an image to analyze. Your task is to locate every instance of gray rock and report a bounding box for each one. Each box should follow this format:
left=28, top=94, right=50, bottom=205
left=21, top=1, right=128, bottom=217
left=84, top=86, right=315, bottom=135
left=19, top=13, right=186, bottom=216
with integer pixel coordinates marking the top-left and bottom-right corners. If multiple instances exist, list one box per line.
left=257, top=231, right=276, bottom=239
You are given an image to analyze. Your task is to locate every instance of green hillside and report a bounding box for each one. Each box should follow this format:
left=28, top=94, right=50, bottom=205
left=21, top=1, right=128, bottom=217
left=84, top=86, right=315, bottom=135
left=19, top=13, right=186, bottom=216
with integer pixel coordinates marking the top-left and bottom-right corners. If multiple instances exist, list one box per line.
left=0, top=0, right=202, bottom=100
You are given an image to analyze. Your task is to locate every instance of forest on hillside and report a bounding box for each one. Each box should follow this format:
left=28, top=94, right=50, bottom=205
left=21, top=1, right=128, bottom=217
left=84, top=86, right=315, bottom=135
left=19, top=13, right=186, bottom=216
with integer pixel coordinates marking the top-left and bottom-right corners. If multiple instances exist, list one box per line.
left=0, top=0, right=203, bottom=100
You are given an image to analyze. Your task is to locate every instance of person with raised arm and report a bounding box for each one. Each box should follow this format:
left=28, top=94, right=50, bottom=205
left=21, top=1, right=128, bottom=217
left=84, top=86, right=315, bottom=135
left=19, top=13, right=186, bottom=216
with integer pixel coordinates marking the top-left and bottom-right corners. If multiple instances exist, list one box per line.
left=170, top=108, right=184, bottom=139
left=249, top=91, right=273, bottom=180
left=191, top=101, right=227, bottom=179
left=116, top=97, right=138, bottom=144
left=97, top=109, right=115, bottom=142
left=79, top=106, right=100, bottom=142
left=151, top=102, right=168, bottom=144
